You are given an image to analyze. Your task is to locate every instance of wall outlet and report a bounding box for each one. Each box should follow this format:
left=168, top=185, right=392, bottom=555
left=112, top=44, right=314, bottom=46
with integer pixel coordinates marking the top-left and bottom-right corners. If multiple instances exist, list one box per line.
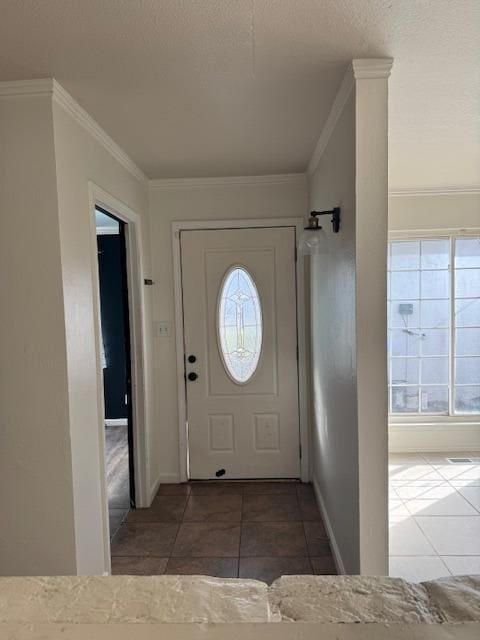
left=155, top=321, right=171, bottom=337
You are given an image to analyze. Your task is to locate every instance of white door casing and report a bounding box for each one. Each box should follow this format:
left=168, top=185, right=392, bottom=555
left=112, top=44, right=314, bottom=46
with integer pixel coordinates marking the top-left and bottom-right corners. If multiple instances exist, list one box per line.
left=88, top=182, right=149, bottom=574
left=181, top=227, right=301, bottom=479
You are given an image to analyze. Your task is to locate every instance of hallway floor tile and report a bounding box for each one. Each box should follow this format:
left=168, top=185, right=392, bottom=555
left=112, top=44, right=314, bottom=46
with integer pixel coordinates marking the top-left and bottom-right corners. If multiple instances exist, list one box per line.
left=111, top=481, right=336, bottom=583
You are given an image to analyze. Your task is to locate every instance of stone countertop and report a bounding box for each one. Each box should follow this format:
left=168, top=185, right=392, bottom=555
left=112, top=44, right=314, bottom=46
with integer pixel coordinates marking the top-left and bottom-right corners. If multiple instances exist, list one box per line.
left=0, top=622, right=479, bottom=640
left=0, top=576, right=272, bottom=624
left=0, top=573, right=478, bottom=628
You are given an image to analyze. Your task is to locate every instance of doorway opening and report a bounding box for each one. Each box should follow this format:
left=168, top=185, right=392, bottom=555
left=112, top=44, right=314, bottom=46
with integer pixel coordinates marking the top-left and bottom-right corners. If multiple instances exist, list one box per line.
left=95, top=207, right=135, bottom=539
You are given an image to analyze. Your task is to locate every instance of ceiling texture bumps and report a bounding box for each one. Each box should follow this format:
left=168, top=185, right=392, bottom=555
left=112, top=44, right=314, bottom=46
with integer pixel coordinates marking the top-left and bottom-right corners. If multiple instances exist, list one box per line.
left=0, top=0, right=478, bottom=188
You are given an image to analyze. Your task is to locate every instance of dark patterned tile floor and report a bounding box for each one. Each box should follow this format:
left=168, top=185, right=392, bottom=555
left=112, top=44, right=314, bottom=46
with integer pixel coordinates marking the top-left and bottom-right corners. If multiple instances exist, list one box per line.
left=110, top=481, right=337, bottom=583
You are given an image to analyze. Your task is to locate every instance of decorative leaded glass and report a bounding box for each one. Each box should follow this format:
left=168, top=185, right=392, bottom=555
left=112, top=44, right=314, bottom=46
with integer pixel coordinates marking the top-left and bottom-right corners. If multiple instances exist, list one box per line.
left=218, top=266, right=262, bottom=383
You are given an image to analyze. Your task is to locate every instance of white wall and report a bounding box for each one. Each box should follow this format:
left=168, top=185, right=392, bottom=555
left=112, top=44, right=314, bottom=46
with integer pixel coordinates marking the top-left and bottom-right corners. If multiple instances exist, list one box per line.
left=52, top=99, right=151, bottom=574
left=354, top=67, right=390, bottom=576
left=308, top=60, right=391, bottom=575
left=1, top=69, right=393, bottom=576
left=0, top=81, right=304, bottom=575
left=148, top=178, right=308, bottom=484
left=0, top=94, right=77, bottom=575
left=0, top=81, right=152, bottom=576
left=309, top=91, right=359, bottom=573
left=388, top=191, right=480, bottom=452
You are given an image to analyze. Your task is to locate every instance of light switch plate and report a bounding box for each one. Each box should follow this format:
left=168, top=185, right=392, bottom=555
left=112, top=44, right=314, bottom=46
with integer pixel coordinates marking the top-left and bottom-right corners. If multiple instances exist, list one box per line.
left=155, top=321, right=171, bottom=337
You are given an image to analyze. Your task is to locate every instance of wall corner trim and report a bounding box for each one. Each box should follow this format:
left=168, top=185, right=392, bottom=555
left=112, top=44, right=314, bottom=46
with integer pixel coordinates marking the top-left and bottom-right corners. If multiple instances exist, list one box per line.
left=307, top=65, right=354, bottom=177
left=149, top=173, right=307, bottom=190
left=311, top=474, right=346, bottom=575
left=352, top=58, right=394, bottom=79
left=0, top=78, right=148, bottom=185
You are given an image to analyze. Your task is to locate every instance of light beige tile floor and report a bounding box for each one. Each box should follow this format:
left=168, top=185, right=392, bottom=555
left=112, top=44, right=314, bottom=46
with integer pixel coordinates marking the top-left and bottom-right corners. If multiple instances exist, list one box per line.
left=389, top=451, right=480, bottom=582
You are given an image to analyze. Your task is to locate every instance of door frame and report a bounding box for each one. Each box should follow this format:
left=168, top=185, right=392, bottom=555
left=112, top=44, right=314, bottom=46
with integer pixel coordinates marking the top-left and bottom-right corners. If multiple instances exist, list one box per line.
left=172, top=218, right=309, bottom=483
left=96, top=212, right=137, bottom=506
left=89, top=183, right=149, bottom=569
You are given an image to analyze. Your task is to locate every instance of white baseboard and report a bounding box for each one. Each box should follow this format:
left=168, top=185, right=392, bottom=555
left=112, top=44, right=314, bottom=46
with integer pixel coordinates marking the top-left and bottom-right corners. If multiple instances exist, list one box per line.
left=311, top=474, right=346, bottom=575
left=389, top=424, right=480, bottom=452
left=148, top=472, right=180, bottom=504
left=105, top=418, right=128, bottom=427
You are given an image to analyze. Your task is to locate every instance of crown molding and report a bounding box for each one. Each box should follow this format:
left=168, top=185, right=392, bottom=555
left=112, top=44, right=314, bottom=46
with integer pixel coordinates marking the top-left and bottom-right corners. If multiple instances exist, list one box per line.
left=149, top=173, right=307, bottom=190
left=0, top=78, right=54, bottom=97
left=389, top=186, right=480, bottom=197
left=352, top=58, right=394, bottom=79
left=307, top=65, right=354, bottom=177
left=0, top=78, right=148, bottom=185
left=51, top=80, right=148, bottom=185
left=307, top=58, right=393, bottom=176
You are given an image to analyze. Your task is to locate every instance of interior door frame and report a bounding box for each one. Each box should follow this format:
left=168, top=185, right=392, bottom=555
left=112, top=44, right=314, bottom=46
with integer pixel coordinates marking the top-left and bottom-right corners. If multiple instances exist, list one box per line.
left=172, top=218, right=309, bottom=483
left=96, top=211, right=137, bottom=506
left=89, top=182, right=150, bottom=570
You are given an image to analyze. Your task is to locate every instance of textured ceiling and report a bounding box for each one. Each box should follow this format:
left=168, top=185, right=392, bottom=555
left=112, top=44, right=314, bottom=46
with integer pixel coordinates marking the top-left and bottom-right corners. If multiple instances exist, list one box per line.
left=0, top=1, right=478, bottom=187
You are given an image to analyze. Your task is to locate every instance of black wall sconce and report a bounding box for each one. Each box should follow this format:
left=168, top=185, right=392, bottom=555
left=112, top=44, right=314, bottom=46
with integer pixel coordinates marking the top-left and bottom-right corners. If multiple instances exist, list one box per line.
left=309, top=207, right=341, bottom=233
left=298, top=207, right=341, bottom=255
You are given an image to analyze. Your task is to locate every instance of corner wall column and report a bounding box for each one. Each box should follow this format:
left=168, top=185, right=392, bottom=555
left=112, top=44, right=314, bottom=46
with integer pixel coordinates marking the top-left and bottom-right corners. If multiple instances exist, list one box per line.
left=353, top=58, right=393, bottom=575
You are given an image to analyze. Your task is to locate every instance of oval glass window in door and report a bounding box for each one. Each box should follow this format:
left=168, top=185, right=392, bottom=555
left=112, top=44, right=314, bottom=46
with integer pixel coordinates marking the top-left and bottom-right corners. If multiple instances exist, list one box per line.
left=217, top=266, right=263, bottom=384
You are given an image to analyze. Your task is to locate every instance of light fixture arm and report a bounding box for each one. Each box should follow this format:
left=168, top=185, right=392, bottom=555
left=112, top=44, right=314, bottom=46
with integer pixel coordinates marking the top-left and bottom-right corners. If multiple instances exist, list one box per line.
left=307, top=207, right=341, bottom=233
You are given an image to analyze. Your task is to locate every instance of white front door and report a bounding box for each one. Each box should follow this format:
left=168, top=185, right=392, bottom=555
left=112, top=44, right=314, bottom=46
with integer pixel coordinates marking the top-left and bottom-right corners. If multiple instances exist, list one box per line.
left=180, top=227, right=300, bottom=479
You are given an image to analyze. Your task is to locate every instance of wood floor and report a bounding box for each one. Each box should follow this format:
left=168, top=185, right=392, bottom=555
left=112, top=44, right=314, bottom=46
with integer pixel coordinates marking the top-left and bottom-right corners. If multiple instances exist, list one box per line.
left=105, top=425, right=130, bottom=538
left=110, top=481, right=337, bottom=583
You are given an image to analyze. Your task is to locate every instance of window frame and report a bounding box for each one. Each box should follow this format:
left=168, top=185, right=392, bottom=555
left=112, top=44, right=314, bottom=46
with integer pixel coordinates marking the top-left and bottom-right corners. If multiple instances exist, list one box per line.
left=216, top=264, right=263, bottom=386
left=388, top=228, right=480, bottom=420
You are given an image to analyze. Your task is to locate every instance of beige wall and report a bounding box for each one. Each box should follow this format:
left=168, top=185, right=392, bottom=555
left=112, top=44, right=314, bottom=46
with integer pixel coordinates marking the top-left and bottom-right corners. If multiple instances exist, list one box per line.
left=148, top=179, right=308, bottom=483
left=0, top=95, right=77, bottom=575
left=52, top=101, right=151, bottom=574
left=389, top=192, right=480, bottom=232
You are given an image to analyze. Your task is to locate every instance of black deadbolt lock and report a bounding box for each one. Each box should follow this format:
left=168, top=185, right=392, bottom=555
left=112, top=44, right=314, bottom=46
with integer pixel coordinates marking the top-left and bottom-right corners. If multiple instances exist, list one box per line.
left=188, top=372, right=198, bottom=381
left=188, top=355, right=197, bottom=363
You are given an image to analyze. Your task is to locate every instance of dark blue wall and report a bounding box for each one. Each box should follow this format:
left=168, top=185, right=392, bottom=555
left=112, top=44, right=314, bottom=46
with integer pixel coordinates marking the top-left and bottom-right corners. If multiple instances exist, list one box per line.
left=98, top=234, right=128, bottom=419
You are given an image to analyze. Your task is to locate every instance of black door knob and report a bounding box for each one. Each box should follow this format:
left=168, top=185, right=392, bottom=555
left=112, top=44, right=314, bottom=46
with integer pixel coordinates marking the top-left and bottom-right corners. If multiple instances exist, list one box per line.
left=188, top=372, right=198, bottom=381
left=188, top=355, right=197, bottom=363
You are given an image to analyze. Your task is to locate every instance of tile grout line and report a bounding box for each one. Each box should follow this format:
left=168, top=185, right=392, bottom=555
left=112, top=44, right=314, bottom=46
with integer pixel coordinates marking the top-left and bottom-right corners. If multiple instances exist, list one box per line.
left=124, top=518, right=322, bottom=523
left=164, top=486, right=191, bottom=572
left=456, top=492, right=480, bottom=515
left=297, top=490, right=314, bottom=571
left=437, top=554, right=453, bottom=576
left=114, top=555, right=336, bottom=559
left=237, top=490, right=245, bottom=577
